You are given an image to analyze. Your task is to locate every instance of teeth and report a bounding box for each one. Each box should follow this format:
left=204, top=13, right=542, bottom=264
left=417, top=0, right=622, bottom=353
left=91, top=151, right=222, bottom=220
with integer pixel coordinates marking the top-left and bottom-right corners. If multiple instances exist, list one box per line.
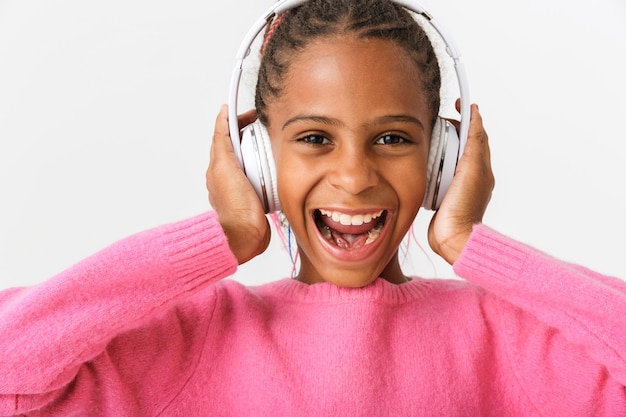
left=321, top=224, right=332, bottom=240
left=365, top=221, right=384, bottom=245
left=319, top=209, right=383, bottom=226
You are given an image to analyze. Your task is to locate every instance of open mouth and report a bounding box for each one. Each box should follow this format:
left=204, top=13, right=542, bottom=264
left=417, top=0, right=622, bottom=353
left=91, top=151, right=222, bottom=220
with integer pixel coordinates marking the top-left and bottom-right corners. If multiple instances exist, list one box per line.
left=314, top=209, right=387, bottom=250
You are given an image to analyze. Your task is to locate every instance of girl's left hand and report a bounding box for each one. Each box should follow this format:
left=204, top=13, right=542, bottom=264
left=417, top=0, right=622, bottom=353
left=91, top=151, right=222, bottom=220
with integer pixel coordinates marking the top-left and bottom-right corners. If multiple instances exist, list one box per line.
left=206, top=105, right=271, bottom=265
left=428, top=104, right=495, bottom=265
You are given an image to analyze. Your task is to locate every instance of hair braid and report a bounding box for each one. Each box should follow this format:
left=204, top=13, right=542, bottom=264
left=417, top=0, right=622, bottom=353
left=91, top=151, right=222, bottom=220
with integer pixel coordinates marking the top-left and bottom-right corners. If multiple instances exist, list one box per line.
left=255, top=0, right=441, bottom=127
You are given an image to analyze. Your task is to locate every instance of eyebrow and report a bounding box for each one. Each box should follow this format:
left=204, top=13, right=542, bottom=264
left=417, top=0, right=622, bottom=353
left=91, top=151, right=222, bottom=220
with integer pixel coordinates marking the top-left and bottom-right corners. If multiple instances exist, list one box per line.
left=282, top=114, right=425, bottom=131
left=282, top=115, right=344, bottom=131
left=373, top=115, right=425, bottom=131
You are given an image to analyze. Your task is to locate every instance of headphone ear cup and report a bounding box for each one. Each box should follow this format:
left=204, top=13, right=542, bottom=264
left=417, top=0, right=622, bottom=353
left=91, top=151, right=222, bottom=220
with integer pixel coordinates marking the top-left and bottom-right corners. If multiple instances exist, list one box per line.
left=422, top=118, right=461, bottom=210
left=240, top=120, right=281, bottom=214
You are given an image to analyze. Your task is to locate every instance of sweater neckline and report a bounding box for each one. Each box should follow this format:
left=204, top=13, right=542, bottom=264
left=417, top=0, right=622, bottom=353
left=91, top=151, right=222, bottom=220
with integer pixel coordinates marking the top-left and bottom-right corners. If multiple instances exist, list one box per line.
left=259, top=276, right=438, bottom=304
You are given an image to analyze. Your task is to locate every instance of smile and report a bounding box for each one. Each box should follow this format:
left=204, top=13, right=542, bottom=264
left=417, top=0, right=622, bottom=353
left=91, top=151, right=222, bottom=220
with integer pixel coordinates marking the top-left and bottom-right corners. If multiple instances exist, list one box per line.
left=314, top=209, right=387, bottom=250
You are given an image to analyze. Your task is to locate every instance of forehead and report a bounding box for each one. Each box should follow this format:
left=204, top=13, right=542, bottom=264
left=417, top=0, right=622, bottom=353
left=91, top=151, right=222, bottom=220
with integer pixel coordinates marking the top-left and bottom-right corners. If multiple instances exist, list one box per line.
left=289, top=35, right=421, bottom=83
left=270, top=35, right=430, bottom=123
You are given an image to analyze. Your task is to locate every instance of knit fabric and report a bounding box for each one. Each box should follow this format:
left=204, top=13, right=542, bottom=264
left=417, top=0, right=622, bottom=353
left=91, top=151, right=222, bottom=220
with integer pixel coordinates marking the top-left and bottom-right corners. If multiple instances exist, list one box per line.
left=0, top=211, right=624, bottom=416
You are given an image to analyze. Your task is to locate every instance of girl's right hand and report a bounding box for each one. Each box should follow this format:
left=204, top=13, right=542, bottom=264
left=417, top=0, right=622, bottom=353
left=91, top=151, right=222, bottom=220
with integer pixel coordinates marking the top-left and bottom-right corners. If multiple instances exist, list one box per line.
left=427, top=104, right=494, bottom=265
left=206, top=105, right=271, bottom=264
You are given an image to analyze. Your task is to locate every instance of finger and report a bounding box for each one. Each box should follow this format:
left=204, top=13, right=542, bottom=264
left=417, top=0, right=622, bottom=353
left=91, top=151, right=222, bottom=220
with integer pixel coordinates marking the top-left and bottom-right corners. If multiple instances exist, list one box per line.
left=464, top=104, right=486, bottom=151
left=442, top=98, right=462, bottom=131
left=213, top=104, right=230, bottom=140
left=452, top=103, right=494, bottom=197
left=469, top=104, right=491, bottom=163
left=210, top=104, right=235, bottom=164
left=237, top=108, right=257, bottom=131
left=443, top=117, right=460, bottom=132
left=211, top=106, right=257, bottom=156
left=465, top=104, right=495, bottom=191
left=212, top=105, right=255, bottom=143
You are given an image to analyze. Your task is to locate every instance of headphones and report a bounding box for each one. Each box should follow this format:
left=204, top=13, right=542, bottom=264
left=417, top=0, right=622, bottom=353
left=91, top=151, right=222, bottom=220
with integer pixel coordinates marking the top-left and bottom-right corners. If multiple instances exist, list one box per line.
left=228, top=0, right=470, bottom=213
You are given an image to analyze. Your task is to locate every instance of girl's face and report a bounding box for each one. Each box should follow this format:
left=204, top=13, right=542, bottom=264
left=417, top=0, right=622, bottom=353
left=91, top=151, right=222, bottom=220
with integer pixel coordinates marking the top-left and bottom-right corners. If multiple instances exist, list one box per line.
left=266, top=35, right=432, bottom=287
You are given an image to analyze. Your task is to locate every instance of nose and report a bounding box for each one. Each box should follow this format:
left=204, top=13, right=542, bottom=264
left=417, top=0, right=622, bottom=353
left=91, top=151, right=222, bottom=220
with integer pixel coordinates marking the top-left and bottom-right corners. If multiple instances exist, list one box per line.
left=327, top=145, right=379, bottom=195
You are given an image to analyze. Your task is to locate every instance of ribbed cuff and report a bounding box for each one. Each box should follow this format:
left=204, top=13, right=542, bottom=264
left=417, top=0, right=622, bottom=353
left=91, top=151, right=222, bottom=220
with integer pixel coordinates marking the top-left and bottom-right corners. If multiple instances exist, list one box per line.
left=160, top=211, right=238, bottom=291
left=453, top=224, right=530, bottom=288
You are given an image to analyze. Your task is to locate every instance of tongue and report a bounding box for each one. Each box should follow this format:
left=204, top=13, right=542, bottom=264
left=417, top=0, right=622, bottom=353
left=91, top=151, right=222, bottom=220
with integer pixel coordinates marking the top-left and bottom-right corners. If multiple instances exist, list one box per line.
left=330, top=229, right=370, bottom=250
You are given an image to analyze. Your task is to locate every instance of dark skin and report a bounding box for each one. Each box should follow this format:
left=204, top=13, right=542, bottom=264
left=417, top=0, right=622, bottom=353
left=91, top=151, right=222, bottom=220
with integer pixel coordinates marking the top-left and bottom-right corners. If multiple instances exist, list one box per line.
left=206, top=36, right=494, bottom=284
left=207, top=106, right=269, bottom=265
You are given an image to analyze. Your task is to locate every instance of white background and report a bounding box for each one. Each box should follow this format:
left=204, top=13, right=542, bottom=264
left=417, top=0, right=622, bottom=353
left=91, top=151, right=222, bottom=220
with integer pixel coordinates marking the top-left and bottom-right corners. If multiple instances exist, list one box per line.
left=1, top=0, right=625, bottom=290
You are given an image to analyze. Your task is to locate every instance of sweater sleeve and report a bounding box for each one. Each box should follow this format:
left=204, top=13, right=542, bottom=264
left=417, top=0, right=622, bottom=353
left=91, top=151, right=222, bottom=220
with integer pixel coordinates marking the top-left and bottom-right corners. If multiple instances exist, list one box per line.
left=0, top=211, right=238, bottom=411
left=454, top=224, right=626, bottom=412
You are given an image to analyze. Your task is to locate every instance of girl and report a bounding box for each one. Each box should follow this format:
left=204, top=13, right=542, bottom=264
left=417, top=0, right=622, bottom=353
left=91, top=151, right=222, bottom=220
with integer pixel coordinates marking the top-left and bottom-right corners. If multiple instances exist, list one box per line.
left=1, top=0, right=625, bottom=415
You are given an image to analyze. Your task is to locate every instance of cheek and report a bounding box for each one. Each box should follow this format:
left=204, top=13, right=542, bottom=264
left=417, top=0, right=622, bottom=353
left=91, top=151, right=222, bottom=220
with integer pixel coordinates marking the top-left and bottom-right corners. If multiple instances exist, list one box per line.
left=268, top=126, right=317, bottom=228
left=271, top=137, right=320, bottom=210
left=274, top=151, right=311, bottom=222
left=399, top=182, right=426, bottom=213
left=390, top=162, right=428, bottom=215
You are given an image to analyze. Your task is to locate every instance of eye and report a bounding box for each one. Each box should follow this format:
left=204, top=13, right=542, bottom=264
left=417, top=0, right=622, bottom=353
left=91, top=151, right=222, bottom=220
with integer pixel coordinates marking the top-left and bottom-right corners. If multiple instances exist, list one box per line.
left=297, top=134, right=331, bottom=145
left=375, top=134, right=409, bottom=145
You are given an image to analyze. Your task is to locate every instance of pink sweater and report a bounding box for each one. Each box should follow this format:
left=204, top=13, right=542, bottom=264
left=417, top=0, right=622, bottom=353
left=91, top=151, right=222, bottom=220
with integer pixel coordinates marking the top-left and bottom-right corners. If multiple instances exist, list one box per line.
left=0, top=211, right=625, bottom=416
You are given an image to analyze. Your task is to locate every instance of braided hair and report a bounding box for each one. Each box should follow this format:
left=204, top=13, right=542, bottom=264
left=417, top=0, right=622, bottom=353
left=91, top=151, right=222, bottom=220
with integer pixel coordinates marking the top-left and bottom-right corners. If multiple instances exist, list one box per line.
left=255, top=0, right=441, bottom=127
